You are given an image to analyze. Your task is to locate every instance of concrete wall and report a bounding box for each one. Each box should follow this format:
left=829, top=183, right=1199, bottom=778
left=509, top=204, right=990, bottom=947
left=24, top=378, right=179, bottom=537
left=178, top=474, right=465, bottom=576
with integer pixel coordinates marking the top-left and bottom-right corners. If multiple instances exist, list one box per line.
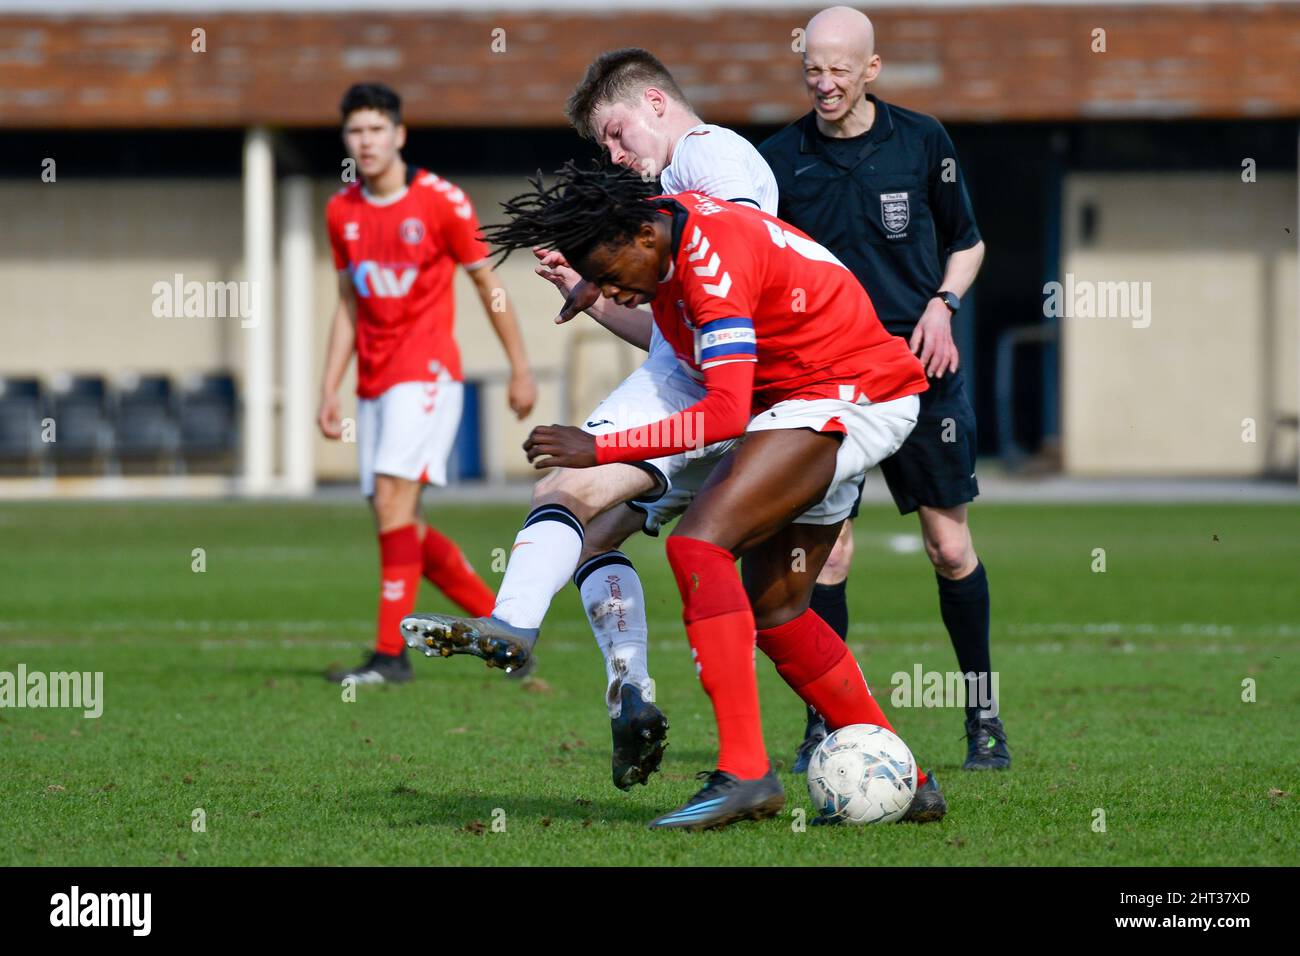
left=0, top=175, right=644, bottom=483
left=1060, top=172, right=1298, bottom=476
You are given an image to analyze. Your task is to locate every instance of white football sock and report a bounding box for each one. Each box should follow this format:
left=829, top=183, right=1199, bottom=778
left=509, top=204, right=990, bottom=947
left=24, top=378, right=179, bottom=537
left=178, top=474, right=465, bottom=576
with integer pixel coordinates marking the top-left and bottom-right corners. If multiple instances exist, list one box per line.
left=492, top=505, right=584, bottom=631
left=575, top=551, right=652, bottom=716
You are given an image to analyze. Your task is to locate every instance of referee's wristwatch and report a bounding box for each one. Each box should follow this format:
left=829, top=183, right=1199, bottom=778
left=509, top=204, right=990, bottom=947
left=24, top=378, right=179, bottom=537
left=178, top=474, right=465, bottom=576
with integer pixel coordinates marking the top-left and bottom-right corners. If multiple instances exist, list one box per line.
left=934, top=290, right=961, bottom=314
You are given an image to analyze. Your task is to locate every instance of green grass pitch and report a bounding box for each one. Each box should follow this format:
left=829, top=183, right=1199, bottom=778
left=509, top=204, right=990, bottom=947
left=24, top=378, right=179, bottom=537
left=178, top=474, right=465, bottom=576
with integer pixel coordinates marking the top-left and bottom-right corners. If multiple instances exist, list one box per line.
left=1, top=499, right=1296, bottom=866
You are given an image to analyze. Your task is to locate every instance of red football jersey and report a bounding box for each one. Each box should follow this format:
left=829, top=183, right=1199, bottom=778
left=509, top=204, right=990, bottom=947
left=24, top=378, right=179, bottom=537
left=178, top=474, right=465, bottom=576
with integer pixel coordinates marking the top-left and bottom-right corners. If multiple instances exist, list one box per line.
left=650, top=193, right=927, bottom=413
left=326, top=168, right=490, bottom=398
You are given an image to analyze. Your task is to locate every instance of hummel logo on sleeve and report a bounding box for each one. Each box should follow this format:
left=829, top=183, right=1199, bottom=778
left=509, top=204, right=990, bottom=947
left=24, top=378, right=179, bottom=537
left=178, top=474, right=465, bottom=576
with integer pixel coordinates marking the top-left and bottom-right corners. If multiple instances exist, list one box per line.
left=684, top=227, right=705, bottom=257
left=701, top=273, right=732, bottom=297
left=692, top=252, right=722, bottom=279
left=684, top=226, right=733, bottom=297
left=424, top=172, right=474, bottom=219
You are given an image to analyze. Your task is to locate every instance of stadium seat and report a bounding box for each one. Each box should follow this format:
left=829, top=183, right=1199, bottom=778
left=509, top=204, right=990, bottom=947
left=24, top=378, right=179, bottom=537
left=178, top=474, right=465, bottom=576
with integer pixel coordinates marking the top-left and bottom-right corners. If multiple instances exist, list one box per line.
left=114, top=373, right=180, bottom=472
left=121, top=373, right=173, bottom=404
left=187, top=371, right=236, bottom=407
left=48, top=373, right=112, bottom=474
left=0, top=376, right=43, bottom=403
left=0, top=376, right=46, bottom=475
left=63, top=373, right=108, bottom=404
left=177, top=371, right=238, bottom=471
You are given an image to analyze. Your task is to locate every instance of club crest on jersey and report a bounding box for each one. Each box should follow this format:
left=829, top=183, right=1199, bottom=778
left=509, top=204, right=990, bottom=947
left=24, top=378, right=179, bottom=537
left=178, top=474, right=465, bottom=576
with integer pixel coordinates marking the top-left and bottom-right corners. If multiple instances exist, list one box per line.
left=399, top=217, right=425, bottom=244
left=880, top=191, right=910, bottom=233
left=344, top=222, right=360, bottom=241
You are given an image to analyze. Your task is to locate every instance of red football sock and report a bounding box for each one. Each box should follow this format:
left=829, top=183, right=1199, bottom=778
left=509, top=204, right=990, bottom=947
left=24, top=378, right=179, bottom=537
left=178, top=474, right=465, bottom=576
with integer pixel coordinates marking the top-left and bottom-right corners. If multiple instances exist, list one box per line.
left=758, top=610, right=928, bottom=787
left=665, top=536, right=769, bottom=780
left=421, top=525, right=495, bottom=617
left=376, top=524, right=422, bottom=655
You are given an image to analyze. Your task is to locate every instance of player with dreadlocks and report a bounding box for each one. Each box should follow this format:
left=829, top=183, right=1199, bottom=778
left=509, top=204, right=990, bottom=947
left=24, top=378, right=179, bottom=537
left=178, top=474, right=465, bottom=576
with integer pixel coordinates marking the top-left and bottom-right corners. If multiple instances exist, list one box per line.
left=405, top=50, right=782, bottom=796
left=495, top=166, right=661, bottom=268
left=405, top=161, right=948, bottom=830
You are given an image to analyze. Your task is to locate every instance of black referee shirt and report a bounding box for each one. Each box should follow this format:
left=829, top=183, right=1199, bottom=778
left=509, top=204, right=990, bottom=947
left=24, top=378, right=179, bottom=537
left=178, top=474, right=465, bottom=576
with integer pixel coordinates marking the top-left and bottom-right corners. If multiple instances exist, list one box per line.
left=759, top=95, right=981, bottom=338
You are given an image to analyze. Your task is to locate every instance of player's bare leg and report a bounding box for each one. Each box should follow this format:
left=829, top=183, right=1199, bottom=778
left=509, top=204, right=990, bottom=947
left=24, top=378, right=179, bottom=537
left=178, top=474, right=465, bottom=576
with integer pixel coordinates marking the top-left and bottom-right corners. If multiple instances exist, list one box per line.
left=741, top=519, right=945, bottom=823
left=649, top=428, right=841, bottom=829
left=650, top=429, right=943, bottom=828
left=650, top=427, right=899, bottom=828
left=740, top=520, right=842, bottom=629
left=817, top=521, right=855, bottom=585
left=402, top=463, right=653, bottom=671
left=919, top=504, right=977, bottom=579
left=532, top=462, right=656, bottom=525
left=371, top=472, right=422, bottom=532
left=919, top=504, right=1008, bottom=770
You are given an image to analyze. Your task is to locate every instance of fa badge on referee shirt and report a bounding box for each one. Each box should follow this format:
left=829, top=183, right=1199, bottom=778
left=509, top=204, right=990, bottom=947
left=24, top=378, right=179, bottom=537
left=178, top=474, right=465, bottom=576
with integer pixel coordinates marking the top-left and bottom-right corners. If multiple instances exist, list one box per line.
left=880, top=191, right=910, bottom=233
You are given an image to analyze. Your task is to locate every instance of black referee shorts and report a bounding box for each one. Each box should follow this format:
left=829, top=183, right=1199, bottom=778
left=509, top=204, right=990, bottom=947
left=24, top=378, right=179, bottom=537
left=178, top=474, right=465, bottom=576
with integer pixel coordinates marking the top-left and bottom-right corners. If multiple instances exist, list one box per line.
left=874, top=367, right=979, bottom=515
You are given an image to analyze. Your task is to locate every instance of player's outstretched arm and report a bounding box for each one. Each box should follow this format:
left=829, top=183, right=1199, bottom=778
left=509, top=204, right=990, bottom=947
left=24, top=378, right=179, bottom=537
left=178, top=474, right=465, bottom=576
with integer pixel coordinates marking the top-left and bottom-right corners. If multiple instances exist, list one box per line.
left=532, top=248, right=653, bottom=351
left=468, top=263, right=537, bottom=420
left=316, top=273, right=358, bottom=440
left=523, top=360, right=754, bottom=470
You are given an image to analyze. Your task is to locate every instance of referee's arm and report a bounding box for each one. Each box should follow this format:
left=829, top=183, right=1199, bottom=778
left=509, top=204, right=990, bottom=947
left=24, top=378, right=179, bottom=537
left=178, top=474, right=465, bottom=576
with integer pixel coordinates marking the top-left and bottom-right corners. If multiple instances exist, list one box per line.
left=928, top=121, right=985, bottom=293
left=912, top=124, right=986, bottom=377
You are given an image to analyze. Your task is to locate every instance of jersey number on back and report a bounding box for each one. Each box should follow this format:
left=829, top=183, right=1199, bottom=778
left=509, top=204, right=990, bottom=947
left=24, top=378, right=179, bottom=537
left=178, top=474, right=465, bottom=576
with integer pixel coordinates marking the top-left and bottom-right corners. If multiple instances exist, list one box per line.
left=763, top=220, right=846, bottom=268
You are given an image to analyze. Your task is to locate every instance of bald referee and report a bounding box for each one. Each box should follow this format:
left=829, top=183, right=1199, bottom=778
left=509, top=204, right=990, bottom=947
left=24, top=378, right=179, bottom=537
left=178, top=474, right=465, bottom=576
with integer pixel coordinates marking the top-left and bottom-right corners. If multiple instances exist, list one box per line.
left=760, top=6, right=1008, bottom=772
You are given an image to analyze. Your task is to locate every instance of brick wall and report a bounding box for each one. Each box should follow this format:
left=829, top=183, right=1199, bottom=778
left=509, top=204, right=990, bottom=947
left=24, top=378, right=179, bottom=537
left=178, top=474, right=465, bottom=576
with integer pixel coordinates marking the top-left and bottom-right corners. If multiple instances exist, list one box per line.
left=1, top=5, right=1298, bottom=128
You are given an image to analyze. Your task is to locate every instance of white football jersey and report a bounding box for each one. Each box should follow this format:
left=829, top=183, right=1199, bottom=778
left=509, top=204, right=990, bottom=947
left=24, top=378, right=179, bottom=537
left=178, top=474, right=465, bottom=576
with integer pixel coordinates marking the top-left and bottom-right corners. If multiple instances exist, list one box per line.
left=658, top=123, right=779, bottom=215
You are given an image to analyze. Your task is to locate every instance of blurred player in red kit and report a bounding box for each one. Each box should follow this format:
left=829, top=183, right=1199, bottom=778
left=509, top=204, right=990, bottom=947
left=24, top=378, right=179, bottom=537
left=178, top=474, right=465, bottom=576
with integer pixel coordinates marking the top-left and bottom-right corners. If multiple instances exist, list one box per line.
left=320, top=83, right=536, bottom=684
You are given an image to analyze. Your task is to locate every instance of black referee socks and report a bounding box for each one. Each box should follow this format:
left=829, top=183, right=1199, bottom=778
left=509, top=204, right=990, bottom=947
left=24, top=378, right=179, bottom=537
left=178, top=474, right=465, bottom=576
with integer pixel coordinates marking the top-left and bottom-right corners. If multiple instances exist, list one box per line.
left=809, top=581, right=849, bottom=642
left=936, top=561, right=994, bottom=721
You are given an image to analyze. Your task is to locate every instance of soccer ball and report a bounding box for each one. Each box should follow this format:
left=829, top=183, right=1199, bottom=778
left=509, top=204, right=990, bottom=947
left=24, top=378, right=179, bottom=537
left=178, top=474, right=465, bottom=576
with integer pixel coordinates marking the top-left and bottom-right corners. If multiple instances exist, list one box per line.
left=806, top=723, right=917, bottom=824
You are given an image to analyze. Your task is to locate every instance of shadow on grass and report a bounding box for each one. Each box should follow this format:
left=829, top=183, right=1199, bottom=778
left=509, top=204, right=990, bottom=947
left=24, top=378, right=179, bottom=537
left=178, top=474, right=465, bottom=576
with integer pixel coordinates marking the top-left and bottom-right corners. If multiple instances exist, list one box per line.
left=206, top=663, right=393, bottom=682
left=348, top=784, right=656, bottom=828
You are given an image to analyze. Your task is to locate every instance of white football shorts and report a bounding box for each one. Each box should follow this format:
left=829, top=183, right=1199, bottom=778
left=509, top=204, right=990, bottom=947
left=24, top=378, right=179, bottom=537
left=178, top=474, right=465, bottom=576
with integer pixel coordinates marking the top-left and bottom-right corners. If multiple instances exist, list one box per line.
left=745, top=393, right=920, bottom=525
left=357, top=379, right=464, bottom=497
